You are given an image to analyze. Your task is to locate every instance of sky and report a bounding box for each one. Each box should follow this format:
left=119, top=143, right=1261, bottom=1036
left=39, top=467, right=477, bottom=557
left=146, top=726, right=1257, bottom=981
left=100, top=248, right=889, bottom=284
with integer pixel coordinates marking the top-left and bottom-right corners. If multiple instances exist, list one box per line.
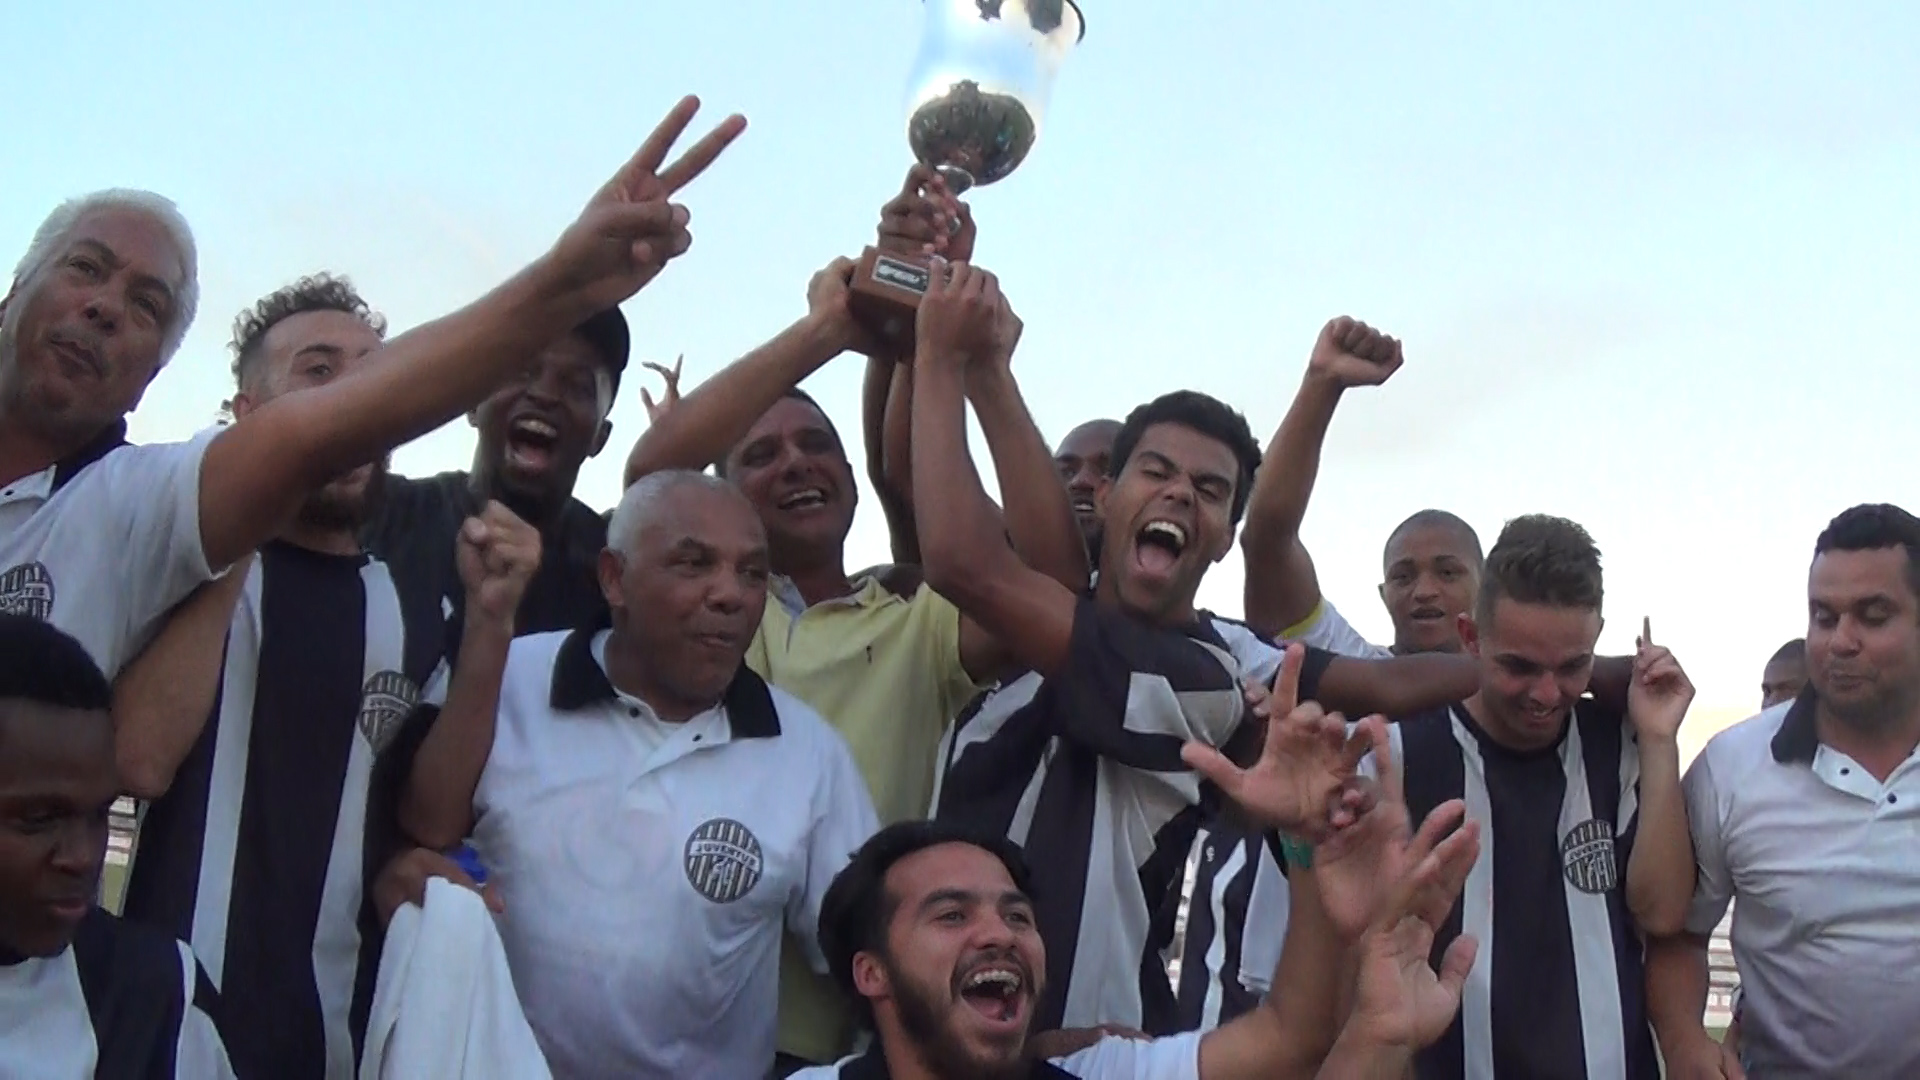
left=5, top=0, right=1917, bottom=746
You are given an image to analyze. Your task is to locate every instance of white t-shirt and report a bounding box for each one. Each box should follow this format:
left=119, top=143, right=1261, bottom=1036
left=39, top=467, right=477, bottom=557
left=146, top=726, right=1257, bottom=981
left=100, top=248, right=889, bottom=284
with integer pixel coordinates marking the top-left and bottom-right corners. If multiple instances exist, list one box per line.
left=793, top=1031, right=1203, bottom=1078
left=1285, top=599, right=1392, bottom=661
left=0, top=426, right=220, bottom=678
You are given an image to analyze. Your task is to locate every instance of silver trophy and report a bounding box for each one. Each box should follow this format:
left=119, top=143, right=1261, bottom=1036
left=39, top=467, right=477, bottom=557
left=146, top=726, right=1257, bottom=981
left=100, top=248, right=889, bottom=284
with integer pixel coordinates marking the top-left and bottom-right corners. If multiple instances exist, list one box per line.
left=848, top=0, right=1086, bottom=351
left=903, top=0, right=1086, bottom=195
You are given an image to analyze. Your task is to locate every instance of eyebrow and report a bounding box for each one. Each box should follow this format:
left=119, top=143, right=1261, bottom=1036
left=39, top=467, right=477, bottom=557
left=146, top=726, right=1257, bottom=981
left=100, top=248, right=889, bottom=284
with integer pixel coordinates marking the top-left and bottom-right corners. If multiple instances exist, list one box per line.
left=71, top=238, right=178, bottom=310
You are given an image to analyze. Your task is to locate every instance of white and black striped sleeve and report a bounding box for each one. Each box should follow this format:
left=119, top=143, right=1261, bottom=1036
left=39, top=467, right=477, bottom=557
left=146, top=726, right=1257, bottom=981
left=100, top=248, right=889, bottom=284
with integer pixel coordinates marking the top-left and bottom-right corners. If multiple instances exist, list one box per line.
left=170, top=942, right=238, bottom=1079
left=1049, top=598, right=1310, bottom=766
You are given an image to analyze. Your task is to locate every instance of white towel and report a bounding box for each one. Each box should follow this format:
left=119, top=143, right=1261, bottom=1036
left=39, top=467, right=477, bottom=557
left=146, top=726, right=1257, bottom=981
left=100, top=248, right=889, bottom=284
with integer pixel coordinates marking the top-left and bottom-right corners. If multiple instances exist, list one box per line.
left=359, top=877, right=550, bottom=1079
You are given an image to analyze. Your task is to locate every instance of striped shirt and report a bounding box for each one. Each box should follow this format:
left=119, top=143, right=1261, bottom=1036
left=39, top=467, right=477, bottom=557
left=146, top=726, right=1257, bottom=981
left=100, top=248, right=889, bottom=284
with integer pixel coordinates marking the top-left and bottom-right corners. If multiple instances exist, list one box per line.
left=1169, top=825, right=1285, bottom=1033
left=1384, top=700, right=1657, bottom=1080
left=931, top=597, right=1329, bottom=1033
left=121, top=542, right=442, bottom=1080
left=0, top=908, right=233, bottom=1079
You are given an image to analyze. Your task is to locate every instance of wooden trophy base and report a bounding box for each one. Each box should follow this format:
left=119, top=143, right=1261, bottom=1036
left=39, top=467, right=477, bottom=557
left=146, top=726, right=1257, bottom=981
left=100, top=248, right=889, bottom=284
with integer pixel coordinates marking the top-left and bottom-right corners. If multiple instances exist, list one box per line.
left=847, top=246, right=934, bottom=359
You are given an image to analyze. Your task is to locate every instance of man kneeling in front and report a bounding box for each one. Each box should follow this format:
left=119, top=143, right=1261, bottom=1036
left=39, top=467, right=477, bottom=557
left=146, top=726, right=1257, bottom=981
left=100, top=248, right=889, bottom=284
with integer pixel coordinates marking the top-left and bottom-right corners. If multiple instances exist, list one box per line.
left=391, top=470, right=880, bottom=1078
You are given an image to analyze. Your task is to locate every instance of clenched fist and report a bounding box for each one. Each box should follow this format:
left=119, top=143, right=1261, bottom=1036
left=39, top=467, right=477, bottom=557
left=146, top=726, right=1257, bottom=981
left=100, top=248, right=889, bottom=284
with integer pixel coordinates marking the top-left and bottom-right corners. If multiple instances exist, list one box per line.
left=915, top=262, right=1003, bottom=366
left=456, top=501, right=543, bottom=629
left=1308, top=316, right=1404, bottom=390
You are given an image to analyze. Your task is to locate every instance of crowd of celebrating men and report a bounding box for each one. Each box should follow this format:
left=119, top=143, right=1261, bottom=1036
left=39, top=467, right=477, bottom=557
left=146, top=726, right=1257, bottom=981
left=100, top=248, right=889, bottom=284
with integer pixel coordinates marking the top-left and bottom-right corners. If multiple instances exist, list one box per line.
left=1, top=95, right=1917, bottom=1080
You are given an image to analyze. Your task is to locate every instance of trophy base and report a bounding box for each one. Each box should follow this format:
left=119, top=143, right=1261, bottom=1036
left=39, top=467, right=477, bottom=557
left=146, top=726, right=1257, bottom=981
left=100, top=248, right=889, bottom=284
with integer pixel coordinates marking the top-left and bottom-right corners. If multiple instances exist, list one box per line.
left=847, top=246, right=934, bottom=358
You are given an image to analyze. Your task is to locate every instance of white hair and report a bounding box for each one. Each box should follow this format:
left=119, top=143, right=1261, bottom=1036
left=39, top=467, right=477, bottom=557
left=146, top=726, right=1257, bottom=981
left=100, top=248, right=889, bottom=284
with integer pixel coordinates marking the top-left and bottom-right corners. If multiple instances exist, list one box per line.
left=12, top=189, right=200, bottom=367
left=607, top=469, right=742, bottom=556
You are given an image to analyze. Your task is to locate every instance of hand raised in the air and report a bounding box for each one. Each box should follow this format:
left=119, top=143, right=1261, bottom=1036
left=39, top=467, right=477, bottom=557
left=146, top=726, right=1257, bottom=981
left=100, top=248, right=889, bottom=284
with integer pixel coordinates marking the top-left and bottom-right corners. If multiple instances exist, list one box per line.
left=877, top=164, right=976, bottom=262
left=545, top=96, right=747, bottom=313
left=1629, top=617, right=1695, bottom=743
left=916, top=261, right=1003, bottom=366
left=1307, top=316, right=1404, bottom=390
left=455, top=500, right=542, bottom=629
left=640, top=355, right=683, bottom=424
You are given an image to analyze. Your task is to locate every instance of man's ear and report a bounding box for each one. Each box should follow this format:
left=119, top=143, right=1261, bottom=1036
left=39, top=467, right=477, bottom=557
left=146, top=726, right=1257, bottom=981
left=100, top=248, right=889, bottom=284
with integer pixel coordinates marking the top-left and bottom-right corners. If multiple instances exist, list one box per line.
left=230, top=391, right=258, bottom=422
left=1458, top=613, right=1482, bottom=658
left=589, top=419, right=612, bottom=458
left=597, top=549, right=626, bottom=610
left=851, top=949, right=892, bottom=1001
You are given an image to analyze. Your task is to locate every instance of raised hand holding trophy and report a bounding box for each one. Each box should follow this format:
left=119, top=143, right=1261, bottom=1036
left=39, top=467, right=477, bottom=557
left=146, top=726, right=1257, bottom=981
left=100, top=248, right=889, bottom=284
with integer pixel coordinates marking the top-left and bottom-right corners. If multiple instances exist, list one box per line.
left=848, top=0, right=1085, bottom=355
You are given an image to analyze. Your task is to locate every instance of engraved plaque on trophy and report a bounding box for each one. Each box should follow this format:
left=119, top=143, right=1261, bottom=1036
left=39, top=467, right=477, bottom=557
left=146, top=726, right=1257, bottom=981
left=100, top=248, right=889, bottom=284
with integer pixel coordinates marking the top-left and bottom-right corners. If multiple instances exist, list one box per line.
left=848, top=0, right=1085, bottom=354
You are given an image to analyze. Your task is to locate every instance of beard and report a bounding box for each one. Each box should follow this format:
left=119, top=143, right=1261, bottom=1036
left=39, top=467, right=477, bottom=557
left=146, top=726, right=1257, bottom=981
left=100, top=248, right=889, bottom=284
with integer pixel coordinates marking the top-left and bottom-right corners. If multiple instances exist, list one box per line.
left=298, top=458, right=389, bottom=533
left=887, top=960, right=1028, bottom=1080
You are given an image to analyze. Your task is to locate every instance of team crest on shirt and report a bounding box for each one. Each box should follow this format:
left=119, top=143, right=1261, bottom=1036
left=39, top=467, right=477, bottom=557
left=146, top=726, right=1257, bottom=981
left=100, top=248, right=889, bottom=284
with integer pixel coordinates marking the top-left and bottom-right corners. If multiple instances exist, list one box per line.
left=357, top=671, right=420, bottom=754
left=683, top=818, right=764, bottom=904
left=1560, top=818, right=1619, bottom=894
left=0, top=562, right=54, bottom=621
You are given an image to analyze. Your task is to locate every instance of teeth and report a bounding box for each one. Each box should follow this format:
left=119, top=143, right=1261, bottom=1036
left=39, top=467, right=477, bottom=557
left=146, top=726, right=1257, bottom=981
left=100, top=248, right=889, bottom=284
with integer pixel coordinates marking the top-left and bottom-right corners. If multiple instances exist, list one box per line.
left=1072, top=500, right=1096, bottom=512
left=1142, top=521, right=1187, bottom=548
left=778, top=489, right=826, bottom=510
left=964, top=968, right=1021, bottom=992
left=512, top=418, right=559, bottom=440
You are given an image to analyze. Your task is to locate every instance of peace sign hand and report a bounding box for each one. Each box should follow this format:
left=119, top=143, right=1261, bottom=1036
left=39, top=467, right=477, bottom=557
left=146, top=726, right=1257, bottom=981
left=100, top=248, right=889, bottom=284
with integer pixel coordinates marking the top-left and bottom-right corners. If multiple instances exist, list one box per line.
left=1181, top=644, right=1377, bottom=842
left=546, top=96, right=748, bottom=313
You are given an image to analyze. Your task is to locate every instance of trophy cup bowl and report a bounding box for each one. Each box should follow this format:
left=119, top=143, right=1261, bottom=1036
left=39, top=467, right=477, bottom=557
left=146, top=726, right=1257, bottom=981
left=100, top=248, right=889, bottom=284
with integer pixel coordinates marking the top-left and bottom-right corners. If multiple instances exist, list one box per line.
left=849, top=0, right=1085, bottom=355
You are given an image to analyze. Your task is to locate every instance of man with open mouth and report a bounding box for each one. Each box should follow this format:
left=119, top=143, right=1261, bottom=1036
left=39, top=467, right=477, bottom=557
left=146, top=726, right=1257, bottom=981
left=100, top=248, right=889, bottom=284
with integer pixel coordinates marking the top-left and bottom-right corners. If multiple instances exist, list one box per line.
left=389, top=469, right=879, bottom=1078
left=0, top=615, right=234, bottom=1079
left=366, top=303, right=632, bottom=645
left=800, top=676, right=1488, bottom=1080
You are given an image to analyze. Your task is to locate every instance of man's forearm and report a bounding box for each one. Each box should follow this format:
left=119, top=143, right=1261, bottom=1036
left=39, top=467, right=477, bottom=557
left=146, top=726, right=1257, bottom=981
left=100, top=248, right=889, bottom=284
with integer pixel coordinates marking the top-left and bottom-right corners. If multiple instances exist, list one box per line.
left=1240, top=374, right=1343, bottom=634
left=909, top=352, right=1005, bottom=589
left=1625, top=736, right=1694, bottom=936
left=968, top=368, right=1088, bottom=590
left=200, top=259, right=600, bottom=571
left=1644, top=933, right=1715, bottom=1053
left=623, top=313, right=844, bottom=485
left=398, top=616, right=512, bottom=850
left=1316, top=1032, right=1412, bottom=1080
left=112, top=557, right=253, bottom=799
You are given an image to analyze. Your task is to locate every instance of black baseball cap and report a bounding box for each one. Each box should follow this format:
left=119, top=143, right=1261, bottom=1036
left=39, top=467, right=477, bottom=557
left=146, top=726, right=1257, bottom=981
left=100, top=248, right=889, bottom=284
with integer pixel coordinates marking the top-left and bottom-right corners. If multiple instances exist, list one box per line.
left=573, top=306, right=630, bottom=393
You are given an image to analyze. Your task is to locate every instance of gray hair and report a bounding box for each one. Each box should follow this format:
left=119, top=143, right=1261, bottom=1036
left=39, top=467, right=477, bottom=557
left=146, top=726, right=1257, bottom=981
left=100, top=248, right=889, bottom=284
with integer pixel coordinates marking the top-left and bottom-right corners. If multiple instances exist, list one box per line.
left=607, top=469, right=744, bottom=556
left=12, top=189, right=200, bottom=367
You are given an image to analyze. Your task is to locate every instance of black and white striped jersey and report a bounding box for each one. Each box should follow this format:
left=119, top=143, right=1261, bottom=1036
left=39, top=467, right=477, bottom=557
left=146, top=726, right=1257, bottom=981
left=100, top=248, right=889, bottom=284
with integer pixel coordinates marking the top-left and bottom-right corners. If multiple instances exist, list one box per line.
left=121, top=542, right=443, bottom=1080
left=0, top=907, right=233, bottom=1079
left=1169, top=824, right=1286, bottom=1033
left=1385, top=700, right=1658, bottom=1080
left=931, top=596, right=1330, bottom=1034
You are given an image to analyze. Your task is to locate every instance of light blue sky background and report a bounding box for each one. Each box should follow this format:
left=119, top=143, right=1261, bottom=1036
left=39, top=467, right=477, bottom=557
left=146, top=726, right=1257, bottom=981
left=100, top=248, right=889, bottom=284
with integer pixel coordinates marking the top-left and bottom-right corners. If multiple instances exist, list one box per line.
left=5, top=1, right=1916, bottom=739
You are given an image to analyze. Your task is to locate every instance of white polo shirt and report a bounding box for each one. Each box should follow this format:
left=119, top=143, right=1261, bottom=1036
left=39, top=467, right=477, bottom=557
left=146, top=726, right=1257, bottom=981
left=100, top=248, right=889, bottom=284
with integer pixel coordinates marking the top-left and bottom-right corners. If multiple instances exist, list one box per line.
left=0, top=422, right=218, bottom=678
left=1683, top=692, right=1920, bottom=1076
left=467, top=626, right=880, bottom=1080
left=795, top=1031, right=1203, bottom=1078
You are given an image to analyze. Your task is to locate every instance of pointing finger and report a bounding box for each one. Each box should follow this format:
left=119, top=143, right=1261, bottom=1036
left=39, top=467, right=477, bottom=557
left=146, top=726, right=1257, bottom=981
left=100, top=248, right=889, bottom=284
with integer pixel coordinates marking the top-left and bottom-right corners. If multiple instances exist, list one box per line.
left=1272, top=643, right=1304, bottom=717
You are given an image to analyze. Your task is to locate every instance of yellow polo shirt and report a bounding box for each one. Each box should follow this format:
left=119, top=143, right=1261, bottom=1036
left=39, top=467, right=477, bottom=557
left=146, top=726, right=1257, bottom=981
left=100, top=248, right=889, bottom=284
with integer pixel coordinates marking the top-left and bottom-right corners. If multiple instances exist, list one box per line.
left=749, top=574, right=987, bottom=1065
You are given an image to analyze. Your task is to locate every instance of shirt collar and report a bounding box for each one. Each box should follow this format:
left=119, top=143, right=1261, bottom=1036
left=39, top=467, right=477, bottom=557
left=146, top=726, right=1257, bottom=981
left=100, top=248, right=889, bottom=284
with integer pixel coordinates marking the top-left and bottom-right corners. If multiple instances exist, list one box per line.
left=547, top=619, right=781, bottom=739
left=1770, top=684, right=1822, bottom=764
left=837, top=1045, right=1073, bottom=1079
left=25, top=420, right=130, bottom=497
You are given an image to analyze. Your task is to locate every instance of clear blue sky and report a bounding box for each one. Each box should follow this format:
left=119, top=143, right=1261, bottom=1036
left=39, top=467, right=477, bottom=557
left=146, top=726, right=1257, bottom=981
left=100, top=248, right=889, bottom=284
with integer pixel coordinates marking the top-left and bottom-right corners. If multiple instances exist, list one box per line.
left=5, top=1, right=1917, bottom=727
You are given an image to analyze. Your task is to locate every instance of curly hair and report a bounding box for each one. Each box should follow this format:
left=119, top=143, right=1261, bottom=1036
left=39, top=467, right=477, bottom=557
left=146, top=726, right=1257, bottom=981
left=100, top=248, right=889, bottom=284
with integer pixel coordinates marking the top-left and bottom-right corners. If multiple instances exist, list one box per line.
left=1475, top=514, right=1604, bottom=625
left=229, top=273, right=386, bottom=387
